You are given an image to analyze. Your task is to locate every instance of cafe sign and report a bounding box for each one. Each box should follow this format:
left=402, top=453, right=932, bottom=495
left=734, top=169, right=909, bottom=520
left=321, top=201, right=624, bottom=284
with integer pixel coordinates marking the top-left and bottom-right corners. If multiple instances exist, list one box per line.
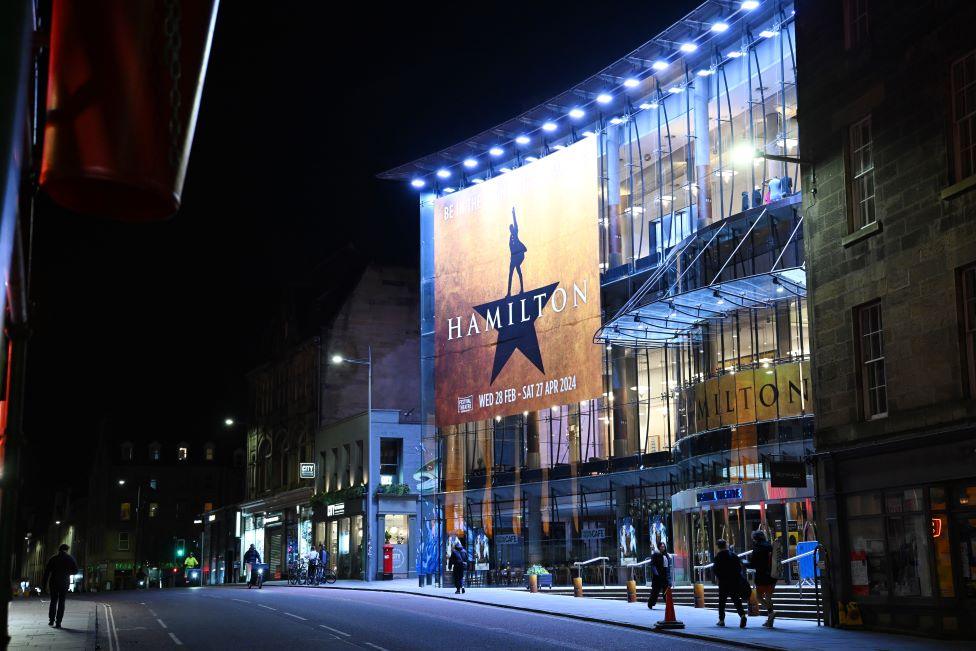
left=681, top=361, right=813, bottom=436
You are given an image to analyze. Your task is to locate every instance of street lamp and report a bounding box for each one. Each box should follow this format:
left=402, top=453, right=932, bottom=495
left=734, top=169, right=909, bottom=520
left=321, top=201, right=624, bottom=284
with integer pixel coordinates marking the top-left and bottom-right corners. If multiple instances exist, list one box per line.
left=223, top=417, right=235, bottom=427
left=117, top=479, right=126, bottom=486
left=331, top=346, right=372, bottom=581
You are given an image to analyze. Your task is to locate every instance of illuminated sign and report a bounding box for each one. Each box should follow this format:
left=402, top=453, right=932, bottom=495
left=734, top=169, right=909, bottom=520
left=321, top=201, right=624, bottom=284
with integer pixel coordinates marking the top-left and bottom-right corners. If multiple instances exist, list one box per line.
left=581, top=528, right=606, bottom=540
left=696, top=487, right=743, bottom=503
left=299, top=462, right=315, bottom=479
left=433, top=137, right=603, bottom=425
left=495, top=534, right=520, bottom=545
left=263, top=514, right=281, bottom=525
left=327, top=503, right=345, bottom=517
left=932, top=518, right=943, bottom=538
left=208, top=514, right=216, bottom=522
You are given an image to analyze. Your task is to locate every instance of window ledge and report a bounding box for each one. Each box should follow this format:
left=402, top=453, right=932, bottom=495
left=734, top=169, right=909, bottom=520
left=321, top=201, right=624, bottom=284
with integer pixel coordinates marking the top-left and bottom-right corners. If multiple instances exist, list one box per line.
left=842, top=221, right=882, bottom=248
left=940, top=175, right=976, bottom=201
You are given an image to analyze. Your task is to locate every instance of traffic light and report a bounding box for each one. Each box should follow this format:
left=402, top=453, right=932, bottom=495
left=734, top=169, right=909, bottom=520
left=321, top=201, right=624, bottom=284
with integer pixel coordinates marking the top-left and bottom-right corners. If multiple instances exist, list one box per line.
left=176, top=538, right=185, bottom=558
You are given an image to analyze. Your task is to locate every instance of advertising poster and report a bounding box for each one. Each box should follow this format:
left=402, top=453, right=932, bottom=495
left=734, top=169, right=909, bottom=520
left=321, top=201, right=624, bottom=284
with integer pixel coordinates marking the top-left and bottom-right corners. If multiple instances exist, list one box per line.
left=619, top=517, right=637, bottom=565
left=433, top=137, right=603, bottom=425
left=473, top=528, right=490, bottom=571
left=650, top=515, right=668, bottom=548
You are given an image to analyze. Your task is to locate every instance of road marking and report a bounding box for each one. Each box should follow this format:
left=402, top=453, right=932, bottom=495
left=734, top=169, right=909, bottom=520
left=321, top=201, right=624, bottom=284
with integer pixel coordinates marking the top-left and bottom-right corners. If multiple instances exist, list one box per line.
left=319, top=624, right=350, bottom=636
left=232, top=598, right=250, bottom=604
left=102, top=604, right=120, bottom=651
left=364, top=643, right=389, bottom=651
left=169, top=632, right=184, bottom=645
left=283, top=612, right=307, bottom=621
left=258, top=604, right=276, bottom=611
left=157, top=618, right=168, bottom=629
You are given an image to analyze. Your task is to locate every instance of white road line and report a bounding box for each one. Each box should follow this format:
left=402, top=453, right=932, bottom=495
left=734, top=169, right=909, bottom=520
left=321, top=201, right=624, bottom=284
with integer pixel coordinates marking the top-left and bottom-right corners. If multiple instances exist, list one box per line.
left=364, top=643, right=389, bottom=651
left=258, top=604, right=276, bottom=611
left=169, top=632, right=184, bottom=645
left=104, top=604, right=120, bottom=651
left=231, top=598, right=250, bottom=604
left=283, top=612, right=307, bottom=621
left=318, top=624, right=350, bottom=636
left=157, top=618, right=168, bottom=629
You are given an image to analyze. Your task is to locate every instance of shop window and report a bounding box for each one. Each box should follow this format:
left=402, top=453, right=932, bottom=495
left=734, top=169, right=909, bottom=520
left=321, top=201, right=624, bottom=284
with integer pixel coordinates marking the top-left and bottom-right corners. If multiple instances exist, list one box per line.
left=118, top=532, right=129, bottom=551
left=380, top=438, right=402, bottom=485
left=149, top=502, right=159, bottom=518
left=847, top=115, right=876, bottom=231
left=843, top=0, right=869, bottom=50
left=384, top=514, right=409, bottom=545
left=951, top=51, right=976, bottom=182
left=960, top=265, right=976, bottom=396
left=149, top=441, right=161, bottom=461
left=855, top=301, right=887, bottom=419
left=120, top=502, right=131, bottom=521
left=120, top=442, right=133, bottom=461
left=956, top=484, right=976, bottom=507
left=177, top=444, right=189, bottom=461
left=886, top=515, right=933, bottom=596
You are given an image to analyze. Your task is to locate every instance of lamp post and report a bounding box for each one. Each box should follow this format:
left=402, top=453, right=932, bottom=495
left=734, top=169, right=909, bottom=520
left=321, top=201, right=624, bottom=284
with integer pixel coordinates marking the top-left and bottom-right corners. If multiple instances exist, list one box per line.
left=332, top=346, right=372, bottom=582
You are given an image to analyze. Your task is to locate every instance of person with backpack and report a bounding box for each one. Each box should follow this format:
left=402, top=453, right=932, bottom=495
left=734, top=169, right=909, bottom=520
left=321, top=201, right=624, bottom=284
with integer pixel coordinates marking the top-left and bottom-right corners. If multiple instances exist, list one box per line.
left=713, top=539, right=747, bottom=628
left=646, top=542, right=672, bottom=609
left=747, top=530, right=779, bottom=627
left=448, top=541, right=468, bottom=594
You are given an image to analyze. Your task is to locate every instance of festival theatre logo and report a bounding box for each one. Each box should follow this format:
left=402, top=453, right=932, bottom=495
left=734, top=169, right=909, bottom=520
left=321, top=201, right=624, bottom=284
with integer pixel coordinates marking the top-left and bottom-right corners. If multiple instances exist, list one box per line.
left=445, top=207, right=589, bottom=389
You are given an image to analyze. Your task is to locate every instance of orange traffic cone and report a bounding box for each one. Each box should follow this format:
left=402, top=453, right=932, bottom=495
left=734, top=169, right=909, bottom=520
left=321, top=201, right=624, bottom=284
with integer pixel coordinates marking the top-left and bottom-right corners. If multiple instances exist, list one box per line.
left=654, top=587, right=686, bottom=629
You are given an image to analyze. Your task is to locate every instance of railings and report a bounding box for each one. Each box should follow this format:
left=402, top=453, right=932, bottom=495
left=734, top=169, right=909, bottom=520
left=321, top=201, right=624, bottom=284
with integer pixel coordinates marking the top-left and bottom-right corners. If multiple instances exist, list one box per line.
left=573, top=556, right=609, bottom=589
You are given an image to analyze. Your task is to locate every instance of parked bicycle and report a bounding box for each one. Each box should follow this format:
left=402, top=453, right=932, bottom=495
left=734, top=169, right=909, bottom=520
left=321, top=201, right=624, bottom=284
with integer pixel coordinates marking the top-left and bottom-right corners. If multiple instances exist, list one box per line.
left=287, top=560, right=308, bottom=586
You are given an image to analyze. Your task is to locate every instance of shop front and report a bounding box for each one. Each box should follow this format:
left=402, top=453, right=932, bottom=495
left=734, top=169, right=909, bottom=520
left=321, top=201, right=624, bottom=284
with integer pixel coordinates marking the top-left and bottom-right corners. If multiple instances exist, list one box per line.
left=375, top=494, right=417, bottom=579
left=239, top=487, right=313, bottom=581
left=315, top=499, right=364, bottom=580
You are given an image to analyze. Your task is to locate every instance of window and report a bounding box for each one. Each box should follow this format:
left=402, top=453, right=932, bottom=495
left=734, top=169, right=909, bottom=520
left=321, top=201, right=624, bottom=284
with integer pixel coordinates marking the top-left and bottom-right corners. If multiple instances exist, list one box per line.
left=843, top=0, right=869, bottom=49
left=951, top=51, right=976, bottom=181
left=356, top=440, right=364, bottom=484
left=149, top=441, right=161, bottom=461
left=204, top=442, right=215, bottom=461
left=856, top=301, right=887, bottom=419
left=121, top=442, right=133, bottom=461
left=961, top=265, right=976, bottom=395
left=848, top=116, right=876, bottom=231
left=343, top=443, right=352, bottom=487
left=380, top=438, right=402, bottom=486
left=149, top=478, right=158, bottom=490
left=120, top=502, right=131, bottom=521
left=331, top=448, right=339, bottom=491
left=177, top=444, right=188, bottom=461
left=204, top=502, right=213, bottom=512
left=118, top=532, right=129, bottom=551
left=149, top=503, right=159, bottom=518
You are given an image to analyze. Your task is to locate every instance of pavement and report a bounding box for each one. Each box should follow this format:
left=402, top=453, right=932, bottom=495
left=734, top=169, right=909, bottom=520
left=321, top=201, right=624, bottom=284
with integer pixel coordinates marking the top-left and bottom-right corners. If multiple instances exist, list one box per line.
left=266, top=578, right=966, bottom=651
left=8, top=597, right=98, bottom=649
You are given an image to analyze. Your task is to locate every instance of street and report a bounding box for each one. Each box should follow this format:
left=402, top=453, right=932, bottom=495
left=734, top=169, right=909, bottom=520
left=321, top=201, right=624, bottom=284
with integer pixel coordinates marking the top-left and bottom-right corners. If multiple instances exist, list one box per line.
left=53, top=586, right=735, bottom=650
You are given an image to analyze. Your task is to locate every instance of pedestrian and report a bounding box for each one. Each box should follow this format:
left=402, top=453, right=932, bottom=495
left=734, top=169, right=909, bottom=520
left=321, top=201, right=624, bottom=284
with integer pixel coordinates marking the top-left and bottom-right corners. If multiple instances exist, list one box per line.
left=318, top=543, right=329, bottom=581
left=243, top=544, right=261, bottom=587
left=747, top=530, right=777, bottom=627
left=448, top=541, right=468, bottom=594
left=713, top=538, right=747, bottom=628
left=42, top=543, right=78, bottom=628
left=646, top=541, right=672, bottom=609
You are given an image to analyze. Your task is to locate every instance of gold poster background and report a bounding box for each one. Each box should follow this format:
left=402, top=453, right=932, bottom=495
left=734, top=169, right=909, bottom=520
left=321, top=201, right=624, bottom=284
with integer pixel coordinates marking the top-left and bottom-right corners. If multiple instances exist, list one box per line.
left=433, top=137, right=602, bottom=426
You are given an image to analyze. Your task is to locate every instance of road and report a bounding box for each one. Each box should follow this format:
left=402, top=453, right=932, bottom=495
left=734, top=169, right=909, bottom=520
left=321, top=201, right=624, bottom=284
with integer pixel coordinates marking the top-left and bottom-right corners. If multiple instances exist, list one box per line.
left=59, top=585, right=737, bottom=650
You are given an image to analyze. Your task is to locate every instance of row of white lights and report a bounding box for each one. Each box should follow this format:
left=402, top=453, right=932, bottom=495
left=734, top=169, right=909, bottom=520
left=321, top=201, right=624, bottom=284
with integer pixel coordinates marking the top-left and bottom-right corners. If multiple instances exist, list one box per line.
left=411, top=0, right=770, bottom=190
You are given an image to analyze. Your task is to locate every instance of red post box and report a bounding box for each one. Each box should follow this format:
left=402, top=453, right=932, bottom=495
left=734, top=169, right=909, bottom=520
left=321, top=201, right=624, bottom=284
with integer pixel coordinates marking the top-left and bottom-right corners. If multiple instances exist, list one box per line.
left=382, top=544, right=394, bottom=580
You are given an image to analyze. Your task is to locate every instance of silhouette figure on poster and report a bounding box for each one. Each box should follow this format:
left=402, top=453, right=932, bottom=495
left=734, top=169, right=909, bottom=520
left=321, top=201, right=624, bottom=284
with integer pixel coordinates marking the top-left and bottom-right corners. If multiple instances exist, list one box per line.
left=507, top=207, right=527, bottom=296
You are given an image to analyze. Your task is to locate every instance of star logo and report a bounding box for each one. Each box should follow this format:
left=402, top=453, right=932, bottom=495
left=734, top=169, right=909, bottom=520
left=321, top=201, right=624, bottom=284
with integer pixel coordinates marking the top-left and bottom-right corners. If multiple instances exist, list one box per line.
left=473, top=283, right=558, bottom=384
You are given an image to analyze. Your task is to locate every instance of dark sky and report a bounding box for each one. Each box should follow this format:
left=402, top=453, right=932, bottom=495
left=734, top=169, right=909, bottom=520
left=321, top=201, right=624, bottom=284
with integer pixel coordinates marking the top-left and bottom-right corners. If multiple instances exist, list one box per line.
left=23, top=1, right=699, bottom=517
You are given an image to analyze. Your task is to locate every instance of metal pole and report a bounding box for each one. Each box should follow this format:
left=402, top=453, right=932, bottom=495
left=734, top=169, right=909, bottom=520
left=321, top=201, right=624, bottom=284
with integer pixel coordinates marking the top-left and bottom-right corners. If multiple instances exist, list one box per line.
left=366, top=345, right=372, bottom=582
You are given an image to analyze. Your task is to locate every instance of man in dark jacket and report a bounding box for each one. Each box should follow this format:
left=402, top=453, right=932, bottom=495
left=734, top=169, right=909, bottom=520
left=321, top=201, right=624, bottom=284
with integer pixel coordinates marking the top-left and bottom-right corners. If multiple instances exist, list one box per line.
left=42, top=544, right=78, bottom=628
left=713, top=539, right=747, bottom=628
left=747, top=530, right=777, bottom=627
left=448, top=542, right=468, bottom=594
left=646, top=542, right=672, bottom=609
left=243, top=544, right=261, bottom=587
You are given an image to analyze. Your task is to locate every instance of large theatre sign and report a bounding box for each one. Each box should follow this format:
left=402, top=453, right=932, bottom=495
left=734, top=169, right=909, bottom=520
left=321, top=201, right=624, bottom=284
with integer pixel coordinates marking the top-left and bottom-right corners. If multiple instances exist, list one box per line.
left=433, top=137, right=603, bottom=426
left=681, top=361, right=814, bottom=435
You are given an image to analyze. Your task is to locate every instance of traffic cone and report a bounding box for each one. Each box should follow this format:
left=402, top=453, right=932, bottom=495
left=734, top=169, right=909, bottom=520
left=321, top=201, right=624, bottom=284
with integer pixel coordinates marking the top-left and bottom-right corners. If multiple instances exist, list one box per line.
left=654, top=587, right=685, bottom=629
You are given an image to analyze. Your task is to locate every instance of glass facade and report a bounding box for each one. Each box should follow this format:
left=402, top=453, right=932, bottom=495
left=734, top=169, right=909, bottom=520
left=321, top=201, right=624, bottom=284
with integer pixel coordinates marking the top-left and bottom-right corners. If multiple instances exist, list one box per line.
left=414, top=2, right=811, bottom=587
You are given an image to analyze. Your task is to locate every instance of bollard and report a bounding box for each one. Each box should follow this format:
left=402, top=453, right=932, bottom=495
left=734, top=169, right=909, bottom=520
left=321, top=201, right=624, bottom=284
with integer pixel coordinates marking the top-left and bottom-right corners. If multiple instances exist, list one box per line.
left=626, top=579, right=637, bottom=603
left=573, top=576, right=584, bottom=597
left=528, top=574, right=538, bottom=593
left=693, top=582, right=705, bottom=608
left=749, top=587, right=761, bottom=616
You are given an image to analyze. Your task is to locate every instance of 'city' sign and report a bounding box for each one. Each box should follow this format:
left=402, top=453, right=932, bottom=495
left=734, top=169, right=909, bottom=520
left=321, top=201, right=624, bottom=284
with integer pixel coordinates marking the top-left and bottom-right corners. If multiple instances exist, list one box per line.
left=299, top=462, right=315, bottom=479
left=327, top=503, right=345, bottom=517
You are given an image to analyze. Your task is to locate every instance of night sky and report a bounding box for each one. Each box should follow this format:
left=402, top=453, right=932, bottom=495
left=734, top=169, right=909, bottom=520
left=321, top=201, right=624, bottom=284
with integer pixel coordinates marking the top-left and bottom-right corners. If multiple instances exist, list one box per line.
left=23, top=1, right=699, bottom=519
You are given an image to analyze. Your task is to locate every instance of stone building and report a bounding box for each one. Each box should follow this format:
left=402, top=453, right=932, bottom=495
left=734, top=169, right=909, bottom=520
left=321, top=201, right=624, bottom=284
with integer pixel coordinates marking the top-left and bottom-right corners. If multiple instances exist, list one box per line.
left=797, top=0, right=976, bottom=636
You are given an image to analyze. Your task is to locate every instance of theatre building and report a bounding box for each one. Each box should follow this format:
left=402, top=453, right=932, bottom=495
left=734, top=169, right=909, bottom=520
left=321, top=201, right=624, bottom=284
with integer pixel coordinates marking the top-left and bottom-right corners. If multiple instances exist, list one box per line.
left=798, top=0, right=976, bottom=637
left=384, top=0, right=816, bottom=589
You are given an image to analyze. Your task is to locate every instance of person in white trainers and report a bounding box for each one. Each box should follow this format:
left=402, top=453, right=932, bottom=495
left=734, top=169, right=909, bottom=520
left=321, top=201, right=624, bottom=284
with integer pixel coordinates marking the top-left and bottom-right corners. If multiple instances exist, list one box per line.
left=712, top=539, right=747, bottom=628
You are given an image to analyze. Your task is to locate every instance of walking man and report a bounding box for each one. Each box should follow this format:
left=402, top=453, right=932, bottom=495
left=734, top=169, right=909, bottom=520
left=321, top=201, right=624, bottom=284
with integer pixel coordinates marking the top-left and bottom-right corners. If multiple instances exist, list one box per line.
left=646, top=542, right=672, bottom=609
left=42, top=543, right=78, bottom=628
left=713, top=539, right=747, bottom=628
left=448, top=541, right=468, bottom=594
left=748, top=530, right=778, bottom=627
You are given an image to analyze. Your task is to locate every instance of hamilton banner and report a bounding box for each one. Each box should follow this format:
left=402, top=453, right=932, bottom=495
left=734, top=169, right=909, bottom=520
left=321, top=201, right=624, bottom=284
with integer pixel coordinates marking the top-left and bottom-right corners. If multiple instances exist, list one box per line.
left=433, top=137, right=603, bottom=426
